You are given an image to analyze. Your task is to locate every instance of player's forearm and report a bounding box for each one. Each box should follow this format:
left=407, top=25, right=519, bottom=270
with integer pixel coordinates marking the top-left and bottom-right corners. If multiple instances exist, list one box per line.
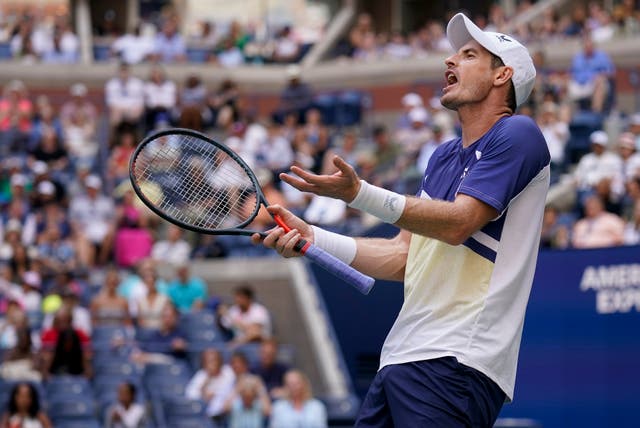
left=394, top=197, right=477, bottom=246
left=351, top=234, right=409, bottom=282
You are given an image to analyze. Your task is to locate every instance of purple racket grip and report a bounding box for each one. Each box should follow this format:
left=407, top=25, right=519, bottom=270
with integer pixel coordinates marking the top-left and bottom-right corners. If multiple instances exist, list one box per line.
left=302, top=243, right=375, bottom=295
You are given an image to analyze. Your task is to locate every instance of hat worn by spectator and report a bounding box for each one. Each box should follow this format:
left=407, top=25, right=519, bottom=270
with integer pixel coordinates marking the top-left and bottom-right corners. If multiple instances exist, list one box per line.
left=286, top=64, right=301, bottom=80
left=22, top=271, right=41, bottom=289
left=408, top=107, right=429, bottom=124
left=37, top=180, right=56, bottom=196
left=32, top=161, right=49, bottom=176
left=5, top=219, right=22, bottom=233
left=402, top=93, right=424, bottom=108
left=70, top=83, right=88, bottom=97
left=85, top=174, right=102, bottom=189
left=10, top=174, right=27, bottom=187
left=590, top=130, right=609, bottom=147
left=619, top=132, right=636, bottom=150
left=629, top=113, right=640, bottom=127
left=446, top=13, right=536, bottom=107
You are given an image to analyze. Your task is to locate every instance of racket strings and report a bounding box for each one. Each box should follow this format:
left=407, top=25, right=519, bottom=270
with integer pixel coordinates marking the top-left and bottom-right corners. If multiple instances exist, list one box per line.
left=133, top=134, right=259, bottom=229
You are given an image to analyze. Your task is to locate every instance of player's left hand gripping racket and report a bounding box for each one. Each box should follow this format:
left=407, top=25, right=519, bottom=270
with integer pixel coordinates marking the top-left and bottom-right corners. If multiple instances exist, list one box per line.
left=129, top=128, right=374, bottom=295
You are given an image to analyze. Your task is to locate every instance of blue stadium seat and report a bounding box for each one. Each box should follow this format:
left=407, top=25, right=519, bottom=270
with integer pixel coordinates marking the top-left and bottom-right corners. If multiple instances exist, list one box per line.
left=93, top=44, right=111, bottom=62
left=93, top=361, right=138, bottom=378
left=186, top=47, right=210, bottom=63
left=335, top=90, right=366, bottom=126
left=45, top=376, right=92, bottom=397
left=0, top=43, right=11, bottom=60
left=320, top=394, right=360, bottom=422
left=48, top=398, right=97, bottom=421
left=313, top=93, right=338, bottom=125
left=564, top=110, right=603, bottom=165
left=26, top=310, right=44, bottom=330
left=54, top=418, right=101, bottom=428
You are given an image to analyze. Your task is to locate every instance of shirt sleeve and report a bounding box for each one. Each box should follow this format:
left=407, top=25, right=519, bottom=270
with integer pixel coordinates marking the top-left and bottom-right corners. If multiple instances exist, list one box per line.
left=458, top=116, right=550, bottom=213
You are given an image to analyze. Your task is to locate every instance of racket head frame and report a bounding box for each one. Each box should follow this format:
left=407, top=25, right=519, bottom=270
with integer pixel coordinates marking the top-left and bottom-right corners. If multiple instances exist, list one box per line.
left=129, top=127, right=267, bottom=236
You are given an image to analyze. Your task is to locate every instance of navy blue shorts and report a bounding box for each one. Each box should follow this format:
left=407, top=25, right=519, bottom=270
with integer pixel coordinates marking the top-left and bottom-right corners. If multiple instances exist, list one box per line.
left=356, top=357, right=506, bottom=428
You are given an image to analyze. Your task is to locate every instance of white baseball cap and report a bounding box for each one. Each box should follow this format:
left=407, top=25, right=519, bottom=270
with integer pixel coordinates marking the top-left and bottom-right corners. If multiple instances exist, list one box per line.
left=590, top=130, right=609, bottom=146
left=408, top=107, right=429, bottom=124
left=401, top=93, right=423, bottom=108
left=446, top=13, right=536, bottom=107
left=85, top=174, right=102, bottom=189
left=37, top=180, right=56, bottom=196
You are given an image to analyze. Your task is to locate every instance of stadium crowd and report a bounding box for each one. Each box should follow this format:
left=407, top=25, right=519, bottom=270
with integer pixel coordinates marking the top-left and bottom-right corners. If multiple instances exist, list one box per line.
left=0, top=1, right=640, bottom=426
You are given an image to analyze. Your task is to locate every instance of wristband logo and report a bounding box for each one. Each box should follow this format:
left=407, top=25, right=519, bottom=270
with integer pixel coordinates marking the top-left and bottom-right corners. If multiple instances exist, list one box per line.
left=384, top=195, right=399, bottom=212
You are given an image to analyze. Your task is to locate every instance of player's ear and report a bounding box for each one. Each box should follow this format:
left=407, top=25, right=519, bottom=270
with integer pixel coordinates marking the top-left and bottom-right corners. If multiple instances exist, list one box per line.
left=494, top=65, right=514, bottom=88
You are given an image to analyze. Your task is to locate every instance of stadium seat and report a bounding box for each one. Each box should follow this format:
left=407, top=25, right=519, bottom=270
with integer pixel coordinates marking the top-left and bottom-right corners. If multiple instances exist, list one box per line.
left=0, top=43, right=11, bottom=60
left=320, top=394, right=360, bottom=423
left=45, top=376, right=92, bottom=397
left=335, top=90, right=366, bottom=126
left=48, top=398, right=97, bottom=421
left=93, top=360, right=138, bottom=378
left=53, top=418, right=101, bottom=428
left=186, top=47, right=209, bottom=63
left=564, top=110, right=604, bottom=165
left=494, top=418, right=543, bottom=428
left=93, top=44, right=111, bottom=61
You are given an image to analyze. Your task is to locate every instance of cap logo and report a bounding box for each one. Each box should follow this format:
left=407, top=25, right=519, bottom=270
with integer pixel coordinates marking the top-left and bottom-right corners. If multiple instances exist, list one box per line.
left=496, top=34, right=512, bottom=43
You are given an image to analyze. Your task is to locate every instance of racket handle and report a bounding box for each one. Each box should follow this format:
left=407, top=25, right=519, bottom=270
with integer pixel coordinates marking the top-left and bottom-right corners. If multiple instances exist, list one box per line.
left=273, top=214, right=374, bottom=294
left=300, top=241, right=375, bottom=295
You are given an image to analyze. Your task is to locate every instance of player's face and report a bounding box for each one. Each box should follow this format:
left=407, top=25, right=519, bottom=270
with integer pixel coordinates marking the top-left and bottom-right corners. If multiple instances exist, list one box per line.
left=441, top=40, right=495, bottom=111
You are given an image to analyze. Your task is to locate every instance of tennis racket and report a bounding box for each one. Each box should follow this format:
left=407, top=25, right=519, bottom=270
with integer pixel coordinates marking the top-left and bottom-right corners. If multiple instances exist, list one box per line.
left=129, top=128, right=374, bottom=295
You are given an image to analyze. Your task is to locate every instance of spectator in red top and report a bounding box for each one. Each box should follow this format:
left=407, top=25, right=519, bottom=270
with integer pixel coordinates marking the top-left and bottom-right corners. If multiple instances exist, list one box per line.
left=40, top=306, right=92, bottom=380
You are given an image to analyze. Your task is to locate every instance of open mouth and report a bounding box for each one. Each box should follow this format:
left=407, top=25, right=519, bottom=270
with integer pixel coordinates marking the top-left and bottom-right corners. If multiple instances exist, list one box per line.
left=444, top=71, right=458, bottom=89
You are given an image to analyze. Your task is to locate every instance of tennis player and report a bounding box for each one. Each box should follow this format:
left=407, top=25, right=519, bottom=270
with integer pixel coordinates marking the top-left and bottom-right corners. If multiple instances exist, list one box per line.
left=253, top=13, right=550, bottom=427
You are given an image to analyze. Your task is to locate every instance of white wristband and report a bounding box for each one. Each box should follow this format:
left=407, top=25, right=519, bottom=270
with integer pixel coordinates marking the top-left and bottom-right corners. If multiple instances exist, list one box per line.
left=311, top=226, right=357, bottom=265
left=348, top=180, right=406, bottom=224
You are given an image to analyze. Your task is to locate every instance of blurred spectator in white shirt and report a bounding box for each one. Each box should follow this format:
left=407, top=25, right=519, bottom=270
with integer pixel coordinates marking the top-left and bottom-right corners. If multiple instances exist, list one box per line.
left=217, top=37, right=245, bottom=68
left=572, top=195, right=625, bottom=248
left=105, top=63, right=145, bottom=127
left=41, top=20, right=79, bottom=63
left=273, top=26, right=300, bottom=63
left=105, top=382, right=147, bottom=428
left=185, top=349, right=236, bottom=417
left=220, top=285, right=271, bottom=346
left=396, top=93, right=424, bottom=130
left=143, top=65, right=177, bottom=133
left=9, top=271, right=42, bottom=313
left=537, top=101, right=569, bottom=170
left=69, top=175, right=116, bottom=266
left=623, top=199, right=640, bottom=245
left=151, top=18, right=186, bottom=63
left=61, top=84, right=98, bottom=167
left=573, top=131, right=623, bottom=195
left=111, top=24, right=154, bottom=64
left=384, top=31, right=412, bottom=59
left=151, top=224, right=192, bottom=266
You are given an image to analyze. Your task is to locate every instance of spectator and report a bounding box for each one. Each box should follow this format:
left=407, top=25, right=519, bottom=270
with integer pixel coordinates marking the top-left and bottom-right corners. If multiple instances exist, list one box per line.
left=568, top=34, right=615, bottom=113
left=40, top=307, right=92, bottom=379
left=151, top=18, right=186, bottom=63
left=167, top=264, right=207, bottom=313
left=177, top=75, right=209, bottom=131
left=276, top=65, right=314, bottom=124
left=217, top=36, right=245, bottom=68
left=537, top=101, right=570, bottom=173
left=41, top=20, right=79, bottom=63
left=114, top=199, right=153, bottom=269
left=132, top=270, right=170, bottom=330
left=36, top=224, right=76, bottom=276
left=272, top=26, right=300, bottom=63
left=572, top=195, right=625, bottom=248
left=0, top=382, right=52, bottom=428
left=396, top=93, right=424, bottom=130
left=540, top=205, right=571, bottom=249
left=228, top=374, right=272, bottom=428
left=270, top=369, right=327, bottom=428
left=111, top=24, right=154, bottom=64
left=143, top=65, right=177, bottom=133
left=624, top=199, right=640, bottom=245
left=90, top=268, right=131, bottom=327
left=107, top=127, right=138, bottom=187
left=60, top=85, right=98, bottom=169
left=60, top=83, right=97, bottom=130
left=0, top=80, right=33, bottom=156
left=191, top=235, right=228, bottom=259
left=0, top=326, right=41, bottom=382
left=43, top=282, right=92, bottom=336
left=348, top=13, right=375, bottom=56
left=383, top=31, right=413, bottom=59
left=220, top=285, right=272, bottom=346
left=105, top=63, right=145, bottom=127
left=69, top=175, right=116, bottom=267
left=151, top=224, right=191, bottom=266
left=9, top=271, right=42, bottom=313
left=29, top=128, right=69, bottom=179
left=0, top=301, right=28, bottom=350
left=618, top=132, right=640, bottom=183
left=105, top=382, right=147, bottom=428
left=133, top=304, right=187, bottom=363
left=185, top=348, right=235, bottom=419
left=253, top=338, right=289, bottom=399
left=573, top=130, right=623, bottom=205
